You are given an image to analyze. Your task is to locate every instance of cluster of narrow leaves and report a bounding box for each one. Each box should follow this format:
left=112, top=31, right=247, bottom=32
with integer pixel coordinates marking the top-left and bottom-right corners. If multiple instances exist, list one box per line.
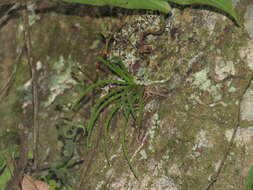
left=63, top=0, right=238, bottom=22
left=73, top=57, right=145, bottom=178
left=0, top=146, right=18, bottom=189
left=0, top=157, right=11, bottom=189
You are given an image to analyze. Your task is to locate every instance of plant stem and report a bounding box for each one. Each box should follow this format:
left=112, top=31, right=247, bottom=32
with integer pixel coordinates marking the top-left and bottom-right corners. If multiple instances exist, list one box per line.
left=23, top=2, right=39, bottom=170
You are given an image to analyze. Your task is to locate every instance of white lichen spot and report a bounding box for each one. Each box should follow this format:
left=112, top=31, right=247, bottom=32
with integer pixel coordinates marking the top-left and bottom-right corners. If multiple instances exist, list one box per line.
left=241, top=88, right=253, bottom=121
left=202, top=11, right=219, bottom=34
left=162, top=150, right=170, bottom=160
left=192, top=67, right=222, bottom=102
left=225, top=127, right=253, bottom=146
left=106, top=168, right=114, bottom=178
left=136, top=160, right=179, bottom=190
left=192, top=130, right=213, bottom=157
left=95, top=181, right=105, bottom=190
left=169, top=163, right=181, bottom=177
left=239, top=39, right=253, bottom=70
left=139, top=149, right=147, bottom=160
left=196, top=130, right=213, bottom=148
left=210, top=84, right=222, bottom=102
left=44, top=56, right=76, bottom=107
left=21, top=79, right=33, bottom=108
left=147, top=113, right=161, bottom=152
left=36, top=61, right=42, bottom=70
left=110, top=173, right=130, bottom=189
left=228, top=86, right=237, bottom=93
left=124, top=50, right=138, bottom=65
left=144, top=99, right=159, bottom=112
left=23, top=79, right=32, bottom=90
left=214, top=160, right=222, bottom=172
left=149, top=176, right=179, bottom=190
left=18, top=24, right=24, bottom=32
left=232, top=0, right=241, bottom=7
left=52, top=56, right=65, bottom=73
left=214, top=59, right=235, bottom=81
left=109, top=168, right=180, bottom=190
left=27, top=2, right=40, bottom=26
left=193, top=67, right=211, bottom=90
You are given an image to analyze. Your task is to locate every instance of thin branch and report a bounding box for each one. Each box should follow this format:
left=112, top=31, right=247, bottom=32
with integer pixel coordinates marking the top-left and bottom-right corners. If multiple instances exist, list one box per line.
left=0, top=66, right=17, bottom=99
left=205, top=74, right=253, bottom=190
left=23, top=2, right=40, bottom=170
left=0, top=46, right=24, bottom=99
left=130, top=130, right=149, bottom=162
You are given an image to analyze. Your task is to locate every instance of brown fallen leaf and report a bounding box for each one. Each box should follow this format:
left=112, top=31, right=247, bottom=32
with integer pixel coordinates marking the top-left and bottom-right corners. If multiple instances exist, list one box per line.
left=22, top=175, right=50, bottom=190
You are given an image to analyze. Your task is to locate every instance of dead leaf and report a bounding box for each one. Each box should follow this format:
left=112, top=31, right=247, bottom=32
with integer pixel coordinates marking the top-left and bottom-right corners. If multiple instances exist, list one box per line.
left=22, top=175, right=50, bottom=190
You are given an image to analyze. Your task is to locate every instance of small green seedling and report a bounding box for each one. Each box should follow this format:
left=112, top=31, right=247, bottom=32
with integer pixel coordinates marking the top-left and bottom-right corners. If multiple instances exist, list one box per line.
left=73, top=57, right=145, bottom=179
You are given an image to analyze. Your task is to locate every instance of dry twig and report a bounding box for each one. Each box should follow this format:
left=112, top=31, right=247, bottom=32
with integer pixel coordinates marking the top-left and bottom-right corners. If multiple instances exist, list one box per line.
left=0, top=46, right=24, bottom=99
left=205, top=74, right=253, bottom=190
left=0, top=3, right=21, bottom=28
left=23, top=2, right=40, bottom=170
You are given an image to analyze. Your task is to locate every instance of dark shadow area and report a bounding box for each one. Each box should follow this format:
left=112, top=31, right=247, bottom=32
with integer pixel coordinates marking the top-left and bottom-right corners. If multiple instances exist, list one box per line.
left=0, top=4, right=21, bottom=28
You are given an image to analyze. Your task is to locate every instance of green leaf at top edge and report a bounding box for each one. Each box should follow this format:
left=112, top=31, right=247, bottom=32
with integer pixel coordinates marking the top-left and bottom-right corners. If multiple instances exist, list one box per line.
left=167, top=0, right=239, bottom=23
left=63, top=0, right=238, bottom=24
left=63, top=0, right=171, bottom=13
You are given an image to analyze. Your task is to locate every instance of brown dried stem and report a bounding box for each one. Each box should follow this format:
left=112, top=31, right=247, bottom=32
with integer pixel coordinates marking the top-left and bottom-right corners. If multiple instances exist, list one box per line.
left=205, top=74, right=253, bottom=190
left=23, top=1, right=40, bottom=170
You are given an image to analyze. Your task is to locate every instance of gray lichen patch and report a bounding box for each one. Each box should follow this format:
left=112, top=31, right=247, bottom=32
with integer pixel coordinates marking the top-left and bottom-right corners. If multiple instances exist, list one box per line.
left=213, top=58, right=235, bottom=81
left=99, top=159, right=179, bottom=190
left=241, top=87, right=253, bottom=121
left=225, top=126, right=253, bottom=145
left=244, top=4, right=253, bottom=38
left=43, top=55, right=77, bottom=107
left=239, top=39, right=253, bottom=70
left=225, top=126, right=253, bottom=177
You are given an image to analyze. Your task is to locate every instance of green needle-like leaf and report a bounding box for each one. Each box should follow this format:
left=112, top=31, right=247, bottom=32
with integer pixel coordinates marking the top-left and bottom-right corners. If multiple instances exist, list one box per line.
left=121, top=109, right=139, bottom=180
left=99, top=58, right=134, bottom=84
left=119, top=85, right=136, bottom=118
left=86, top=86, right=131, bottom=146
left=73, top=79, right=126, bottom=109
left=110, top=57, right=134, bottom=82
left=103, top=104, right=121, bottom=166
